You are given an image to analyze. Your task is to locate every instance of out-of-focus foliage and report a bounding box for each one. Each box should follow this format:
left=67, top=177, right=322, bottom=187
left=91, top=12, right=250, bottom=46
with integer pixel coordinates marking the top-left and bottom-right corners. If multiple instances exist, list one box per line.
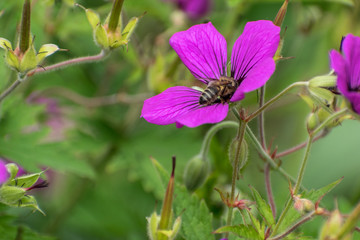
left=0, top=0, right=359, bottom=239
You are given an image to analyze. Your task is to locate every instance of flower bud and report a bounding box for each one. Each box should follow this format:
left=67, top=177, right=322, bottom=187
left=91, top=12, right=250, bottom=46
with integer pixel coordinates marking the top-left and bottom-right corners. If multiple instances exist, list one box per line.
left=319, top=209, right=342, bottom=239
left=293, top=195, right=314, bottom=214
left=306, top=112, right=319, bottom=134
left=228, top=138, right=248, bottom=175
left=308, top=75, right=337, bottom=89
left=0, top=185, right=26, bottom=205
left=147, top=211, right=160, bottom=240
left=274, top=0, right=289, bottom=27
left=183, top=155, right=209, bottom=192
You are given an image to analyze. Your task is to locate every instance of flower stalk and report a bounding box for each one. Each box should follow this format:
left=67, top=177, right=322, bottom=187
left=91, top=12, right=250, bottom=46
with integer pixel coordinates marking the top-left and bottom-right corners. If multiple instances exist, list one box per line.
left=272, top=108, right=349, bottom=236
left=225, top=117, right=247, bottom=237
left=246, top=81, right=308, bottom=122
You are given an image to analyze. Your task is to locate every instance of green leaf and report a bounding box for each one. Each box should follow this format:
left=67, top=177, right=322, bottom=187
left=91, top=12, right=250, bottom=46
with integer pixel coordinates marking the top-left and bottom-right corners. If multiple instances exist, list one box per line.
left=36, top=44, right=59, bottom=63
left=278, top=178, right=343, bottom=232
left=214, top=224, right=262, bottom=240
left=247, top=210, right=265, bottom=239
left=152, top=159, right=215, bottom=240
left=302, top=177, right=343, bottom=201
left=250, top=186, right=275, bottom=227
left=0, top=136, right=96, bottom=179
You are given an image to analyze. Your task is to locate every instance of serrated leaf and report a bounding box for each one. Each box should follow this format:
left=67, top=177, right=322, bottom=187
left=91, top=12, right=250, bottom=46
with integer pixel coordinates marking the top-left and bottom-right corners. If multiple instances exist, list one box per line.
left=302, top=177, right=343, bottom=202
left=279, top=178, right=343, bottom=232
left=0, top=37, right=12, bottom=50
left=152, top=159, right=215, bottom=240
left=250, top=186, right=275, bottom=227
left=214, top=224, right=262, bottom=240
left=36, top=44, right=59, bottom=63
left=20, top=47, right=37, bottom=73
left=247, top=210, right=265, bottom=238
left=0, top=136, right=96, bottom=179
left=94, top=24, right=109, bottom=49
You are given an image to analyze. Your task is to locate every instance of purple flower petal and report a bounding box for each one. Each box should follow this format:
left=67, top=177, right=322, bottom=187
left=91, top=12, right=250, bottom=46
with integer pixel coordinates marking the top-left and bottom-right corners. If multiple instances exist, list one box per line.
left=141, top=86, right=228, bottom=127
left=176, top=102, right=228, bottom=127
left=342, top=34, right=360, bottom=90
left=230, top=20, right=280, bottom=83
left=231, top=58, right=276, bottom=102
left=330, top=50, right=348, bottom=96
left=177, top=0, right=211, bottom=20
left=169, top=22, right=227, bottom=84
left=0, top=159, right=9, bottom=185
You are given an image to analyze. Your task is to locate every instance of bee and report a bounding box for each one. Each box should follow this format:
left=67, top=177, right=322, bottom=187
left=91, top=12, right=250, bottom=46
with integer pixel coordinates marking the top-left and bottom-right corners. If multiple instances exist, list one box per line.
left=199, top=76, right=239, bottom=106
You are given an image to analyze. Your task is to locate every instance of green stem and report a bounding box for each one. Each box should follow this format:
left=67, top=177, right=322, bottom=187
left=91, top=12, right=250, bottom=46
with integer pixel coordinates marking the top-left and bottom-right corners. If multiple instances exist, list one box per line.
left=311, top=108, right=348, bottom=137
left=246, top=82, right=308, bottom=122
left=199, top=121, right=238, bottom=159
left=225, top=119, right=247, bottom=237
left=244, top=124, right=306, bottom=191
left=272, top=109, right=348, bottom=236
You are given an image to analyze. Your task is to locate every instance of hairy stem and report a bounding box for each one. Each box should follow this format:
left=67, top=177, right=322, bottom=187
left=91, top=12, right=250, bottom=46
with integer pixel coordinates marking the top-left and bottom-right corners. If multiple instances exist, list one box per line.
left=269, top=211, right=315, bottom=240
left=246, top=82, right=308, bottom=122
left=225, top=118, right=247, bottom=238
left=28, top=50, right=107, bottom=75
left=244, top=124, right=307, bottom=191
left=272, top=109, right=348, bottom=235
left=265, top=163, right=276, bottom=220
left=0, top=78, right=22, bottom=103
left=0, top=51, right=108, bottom=103
left=199, top=121, right=238, bottom=159
left=275, top=130, right=327, bottom=158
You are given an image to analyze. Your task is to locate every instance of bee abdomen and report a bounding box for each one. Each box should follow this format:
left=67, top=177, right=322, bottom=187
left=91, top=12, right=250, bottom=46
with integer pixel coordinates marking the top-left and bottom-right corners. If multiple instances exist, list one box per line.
left=199, top=86, right=219, bottom=105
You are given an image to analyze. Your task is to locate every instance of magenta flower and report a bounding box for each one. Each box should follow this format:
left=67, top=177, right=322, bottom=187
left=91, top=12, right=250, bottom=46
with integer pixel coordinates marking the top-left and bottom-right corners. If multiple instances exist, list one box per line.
left=141, top=20, right=280, bottom=127
left=176, top=0, right=211, bottom=20
left=330, top=34, right=360, bottom=114
left=0, top=159, right=9, bottom=185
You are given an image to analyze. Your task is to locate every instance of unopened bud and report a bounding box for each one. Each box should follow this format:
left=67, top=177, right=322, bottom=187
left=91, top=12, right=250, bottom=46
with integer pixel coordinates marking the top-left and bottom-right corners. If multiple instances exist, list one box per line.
left=308, top=75, right=336, bottom=89
left=0, top=185, right=26, bottom=205
left=293, top=195, right=314, bottom=214
left=147, top=212, right=160, bottom=240
left=228, top=138, right=248, bottom=175
left=183, top=155, right=209, bottom=192
left=320, top=209, right=342, bottom=239
left=274, top=0, right=289, bottom=27
left=306, top=112, right=319, bottom=134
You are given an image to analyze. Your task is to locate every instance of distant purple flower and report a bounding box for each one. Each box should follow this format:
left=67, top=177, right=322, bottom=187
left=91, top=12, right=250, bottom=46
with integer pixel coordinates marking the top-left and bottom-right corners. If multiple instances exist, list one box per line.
left=141, top=20, right=280, bottom=127
left=330, top=34, right=360, bottom=114
left=0, top=160, right=9, bottom=185
left=175, top=0, right=211, bottom=20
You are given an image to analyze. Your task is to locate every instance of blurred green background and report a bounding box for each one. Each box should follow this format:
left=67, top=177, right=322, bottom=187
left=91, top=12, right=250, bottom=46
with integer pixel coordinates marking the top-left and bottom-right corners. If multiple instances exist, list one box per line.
left=0, top=0, right=360, bottom=239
